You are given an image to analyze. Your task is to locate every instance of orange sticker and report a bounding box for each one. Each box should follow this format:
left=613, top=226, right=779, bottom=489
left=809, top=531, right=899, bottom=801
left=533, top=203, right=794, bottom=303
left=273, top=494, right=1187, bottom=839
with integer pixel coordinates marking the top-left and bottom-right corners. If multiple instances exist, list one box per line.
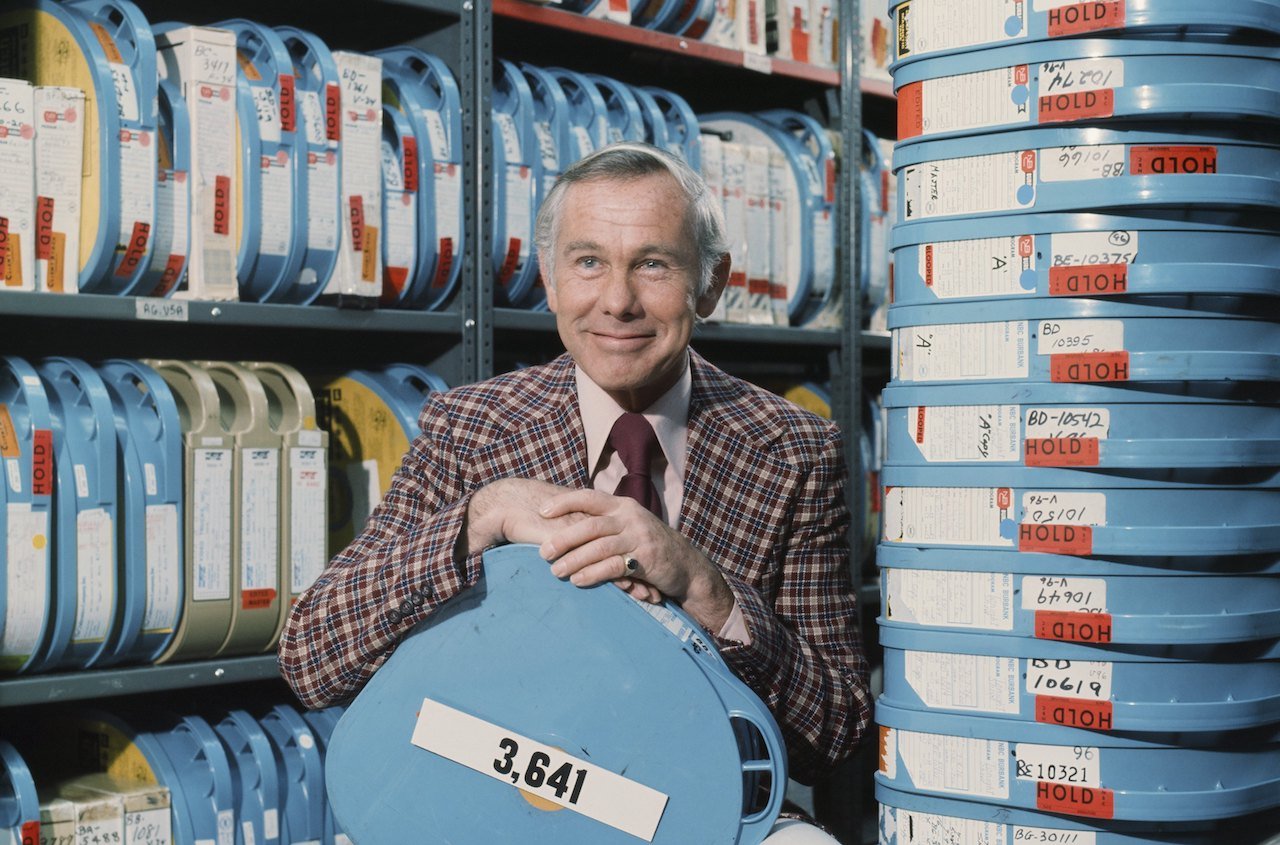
left=21, top=821, right=39, bottom=845
left=89, top=22, right=124, bottom=63
left=791, top=12, right=810, bottom=64
left=748, top=277, right=769, bottom=296
left=769, top=282, right=786, bottom=302
left=1046, top=1, right=1125, bottom=37
left=1035, top=611, right=1113, bottom=643
left=897, top=82, right=923, bottom=140
left=383, top=264, right=408, bottom=300
left=361, top=226, right=379, bottom=282
left=1020, top=523, right=1093, bottom=555
left=1039, top=89, right=1114, bottom=124
left=1025, top=437, right=1100, bottom=467
left=1036, top=696, right=1114, bottom=731
left=236, top=51, right=263, bottom=82
left=241, top=588, right=277, bottom=610
left=1051, top=351, right=1129, bottom=383
left=432, top=238, right=454, bottom=288
left=0, top=405, right=19, bottom=458
left=923, top=244, right=933, bottom=285
left=0, top=216, right=9, bottom=284
left=729, top=270, right=748, bottom=291
left=4, top=231, right=23, bottom=288
left=1036, top=782, right=1114, bottom=819
left=46, top=232, right=66, bottom=293
left=878, top=725, right=892, bottom=773
left=914, top=407, right=926, bottom=444
left=1130, top=145, right=1217, bottom=175
left=1049, top=264, right=1128, bottom=296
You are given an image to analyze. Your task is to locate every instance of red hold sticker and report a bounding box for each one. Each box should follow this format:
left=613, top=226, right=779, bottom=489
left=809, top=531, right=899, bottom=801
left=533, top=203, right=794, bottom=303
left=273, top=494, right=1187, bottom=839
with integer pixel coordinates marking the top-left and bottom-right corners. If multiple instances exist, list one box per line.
left=213, top=176, right=231, bottom=235
left=1046, top=1, right=1124, bottom=37
left=402, top=136, right=419, bottom=193
left=349, top=196, right=365, bottom=251
left=432, top=238, right=454, bottom=288
left=1036, top=781, right=1115, bottom=819
left=1035, top=610, right=1113, bottom=643
left=1019, top=523, right=1093, bottom=555
left=35, top=196, right=54, bottom=259
left=1049, top=265, right=1128, bottom=296
left=325, top=83, right=342, bottom=141
left=116, top=221, right=152, bottom=277
left=498, top=238, right=522, bottom=286
left=242, top=588, right=277, bottom=610
left=21, top=820, right=39, bottom=845
left=1130, top=145, right=1218, bottom=175
left=1051, top=352, right=1130, bottom=383
left=32, top=429, right=53, bottom=496
left=1025, top=437, right=1100, bottom=467
left=279, top=74, right=297, bottom=132
left=1039, top=89, right=1114, bottom=124
left=1036, top=696, right=1114, bottom=731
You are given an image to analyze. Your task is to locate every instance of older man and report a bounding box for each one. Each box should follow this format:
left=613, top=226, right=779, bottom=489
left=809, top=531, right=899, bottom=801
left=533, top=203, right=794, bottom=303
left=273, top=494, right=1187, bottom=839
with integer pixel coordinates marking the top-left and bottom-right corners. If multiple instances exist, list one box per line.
left=280, top=142, right=871, bottom=841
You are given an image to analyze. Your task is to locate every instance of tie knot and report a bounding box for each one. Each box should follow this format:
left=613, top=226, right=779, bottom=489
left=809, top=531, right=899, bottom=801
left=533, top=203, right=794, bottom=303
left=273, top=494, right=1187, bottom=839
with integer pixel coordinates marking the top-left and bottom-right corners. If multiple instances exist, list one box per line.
left=607, top=412, right=660, bottom=475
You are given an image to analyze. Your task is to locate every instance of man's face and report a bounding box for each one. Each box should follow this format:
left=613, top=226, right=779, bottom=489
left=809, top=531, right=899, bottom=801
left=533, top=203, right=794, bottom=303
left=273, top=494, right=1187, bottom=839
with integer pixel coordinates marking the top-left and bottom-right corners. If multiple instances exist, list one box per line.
left=545, top=172, right=723, bottom=412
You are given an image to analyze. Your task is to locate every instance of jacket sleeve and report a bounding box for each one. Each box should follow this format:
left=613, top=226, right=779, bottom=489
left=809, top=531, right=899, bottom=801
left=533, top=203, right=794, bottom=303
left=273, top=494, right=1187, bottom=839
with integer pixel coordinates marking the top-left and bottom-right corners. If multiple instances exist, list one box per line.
left=711, top=425, right=873, bottom=784
left=278, top=393, right=486, bottom=709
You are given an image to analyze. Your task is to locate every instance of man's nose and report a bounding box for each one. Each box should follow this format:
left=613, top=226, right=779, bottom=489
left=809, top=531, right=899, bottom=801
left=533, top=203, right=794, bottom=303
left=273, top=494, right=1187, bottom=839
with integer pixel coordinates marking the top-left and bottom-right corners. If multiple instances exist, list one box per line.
left=599, top=267, right=640, bottom=317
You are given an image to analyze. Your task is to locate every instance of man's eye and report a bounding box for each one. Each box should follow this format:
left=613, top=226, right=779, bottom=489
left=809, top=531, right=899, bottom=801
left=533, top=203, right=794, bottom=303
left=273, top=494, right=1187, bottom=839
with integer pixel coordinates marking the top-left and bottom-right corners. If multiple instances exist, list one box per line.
left=639, top=260, right=667, bottom=270
left=577, top=257, right=599, bottom=269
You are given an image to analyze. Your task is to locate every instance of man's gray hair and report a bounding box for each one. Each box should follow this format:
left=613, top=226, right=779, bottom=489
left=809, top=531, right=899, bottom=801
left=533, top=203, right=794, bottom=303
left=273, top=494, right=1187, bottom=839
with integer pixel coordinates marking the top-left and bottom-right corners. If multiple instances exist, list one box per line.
left=533, top=142, right=729, bottom=297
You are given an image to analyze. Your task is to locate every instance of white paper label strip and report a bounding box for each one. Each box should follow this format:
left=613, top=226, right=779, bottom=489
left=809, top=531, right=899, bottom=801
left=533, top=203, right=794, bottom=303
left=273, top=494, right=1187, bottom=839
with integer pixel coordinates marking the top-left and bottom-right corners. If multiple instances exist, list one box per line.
left=1014, top=743, right=1100, bottom=788
left=240, top=448, right=280, bottom=594
left=903, top=151, right=1034, bottom=220
left=1021, top=575, right=1107, bottom=613
left=1024, top=408, right=1110, bottom=440
left=290, top=447, right=327, bottom=595
left=1013, top=827, right=1097, bottom=845
left=192, top=448, right=233, bottom=601
left=882, top=806, right=1005, bottom=845
left=1026, top=658, right=1113, bottom=702
left=884, top=487, right=1014, bottom=547
left=898, top=0, right=1025, bottom=59
left=3, top=504, right=48, bottom=659
left=144, top=503, right=181, bottom=633
left=905, top=651, right=1019, bottom=714
left=411, top=698, right=669, bottom=841
left=1039, top=145, right=1125, bottom=182
left=885, top=569, right=1015, bottom=631
left=1036, top=319, right=1124, bottom=355
left=1021, top=491, right=1107, bottom=526
left=1039, top=59, right=1124, bottom=94
left=919, top=67, right=1029, bottom=136
left=919, top=235, right=1034, bottom=299
left=74, top=507, right=115, bottom=642
left=1051, top=231, right=1137, bottom=267
left=896, top=729, right=1010, bottom=799
left=908, top=405, right=1020, bottom=463
left=894, top=321, right=1029, bottom=382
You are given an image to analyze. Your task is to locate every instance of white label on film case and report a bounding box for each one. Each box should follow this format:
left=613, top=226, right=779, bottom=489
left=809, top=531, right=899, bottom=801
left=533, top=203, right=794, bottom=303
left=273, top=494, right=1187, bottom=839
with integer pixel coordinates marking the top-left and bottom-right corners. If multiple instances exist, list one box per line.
left=3, top=504, right=48, bottom=659
left=240, top=448, right=280, bottom=594
left=885, top=569, right=1014, bottom=631
left=919, top=235, right=1035, bottom=299
left=918, top=67, right=1029, bottom=136
left=1051, top=231, right=1138, bottom=266
left=1021, top=491, right=1106, bottom=526
left=144, top=503, right=181, bottom=632
left=259, top=152, right=294, bottom=257
left=902, top=151, right=1034, bottom=220
left=73, top=507, right=115, bottom=642
left=412, top=698, right=669, bottom=841
left=1039, top=59, right=1124, bottom=94
left=905, top=651, right=1019, bottom=714
left=1024, top=407, right=1110, bottom=440
left=895, top=321, right=1029, bottom=382
left=1014, top=743, right=1100, bottom=788
left=898, top=0, right=1025, bottom=59
left=192, top=448, right=233, bottom=601
left=896, top=730, right=1010, bottom=799
left=1026, top=658, right=1113, bottom=702
left=883, top=806, right=1005, bottom=844
left=1013, top=827, right=1097, bottom=845
left=1021, top=575, right=1107, bottom=614
left=1036, top=319, right=1124, bottom=355
left=908, top=405, right=1020, bottom=462
left=1039, top=145, right=1125, bottom=182
left=883, top=487, right=1014, bottom=547
left=290, top=447, right=327, bottom=595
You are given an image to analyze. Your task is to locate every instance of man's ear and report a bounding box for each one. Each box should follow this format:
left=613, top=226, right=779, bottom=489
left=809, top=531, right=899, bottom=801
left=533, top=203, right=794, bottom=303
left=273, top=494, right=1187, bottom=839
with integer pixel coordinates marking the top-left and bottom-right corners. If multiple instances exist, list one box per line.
left=695, top=253, right=731, bottom=318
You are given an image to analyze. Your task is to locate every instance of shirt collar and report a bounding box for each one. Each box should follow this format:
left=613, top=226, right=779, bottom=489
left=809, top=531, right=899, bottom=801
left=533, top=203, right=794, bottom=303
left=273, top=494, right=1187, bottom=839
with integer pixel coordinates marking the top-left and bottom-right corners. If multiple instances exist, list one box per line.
left=576, top=356, right=691, bottom=482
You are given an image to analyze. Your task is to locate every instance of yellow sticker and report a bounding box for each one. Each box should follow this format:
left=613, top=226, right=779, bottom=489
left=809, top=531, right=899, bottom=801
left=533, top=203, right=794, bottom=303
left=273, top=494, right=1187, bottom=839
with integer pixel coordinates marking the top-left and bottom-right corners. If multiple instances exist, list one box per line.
left=0, top=404, right=18, bottom=457
left=236, top=50, right=262, bottom=82
left=47, top=230, right=66, bottom=292
left=361, top=225, right=379, bottom=282
left=5, top=232, right=23, bottom=287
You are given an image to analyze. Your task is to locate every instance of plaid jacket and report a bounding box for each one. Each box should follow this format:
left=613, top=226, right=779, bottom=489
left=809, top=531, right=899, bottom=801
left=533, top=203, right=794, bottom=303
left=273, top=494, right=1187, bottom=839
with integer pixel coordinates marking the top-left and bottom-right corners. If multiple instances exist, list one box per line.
left=279, top=351, right=872, bottom=781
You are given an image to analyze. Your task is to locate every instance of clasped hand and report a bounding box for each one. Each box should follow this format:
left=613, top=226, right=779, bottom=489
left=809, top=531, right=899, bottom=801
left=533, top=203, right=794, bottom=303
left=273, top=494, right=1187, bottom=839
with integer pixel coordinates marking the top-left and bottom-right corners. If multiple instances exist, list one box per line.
left=465, top=478, right=734, bottom=631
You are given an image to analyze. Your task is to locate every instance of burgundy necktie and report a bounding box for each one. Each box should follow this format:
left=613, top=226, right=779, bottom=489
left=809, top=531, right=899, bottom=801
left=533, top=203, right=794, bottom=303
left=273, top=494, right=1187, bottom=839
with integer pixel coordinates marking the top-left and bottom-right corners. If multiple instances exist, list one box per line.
left=607, top=412, right=664, bottom=519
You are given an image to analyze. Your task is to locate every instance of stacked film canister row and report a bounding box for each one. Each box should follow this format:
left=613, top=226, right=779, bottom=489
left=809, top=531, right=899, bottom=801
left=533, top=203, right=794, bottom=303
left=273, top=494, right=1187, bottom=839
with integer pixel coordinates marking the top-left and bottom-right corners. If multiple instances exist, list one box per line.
left=876, top=2, right=1280, bottom=842
left=1, top=354, right=447, bottom=676
left=544, top=0, right=840, bottom=70
left=0, top=702, right=348, bottom=845
left=0, top=1, right=466, bottom=310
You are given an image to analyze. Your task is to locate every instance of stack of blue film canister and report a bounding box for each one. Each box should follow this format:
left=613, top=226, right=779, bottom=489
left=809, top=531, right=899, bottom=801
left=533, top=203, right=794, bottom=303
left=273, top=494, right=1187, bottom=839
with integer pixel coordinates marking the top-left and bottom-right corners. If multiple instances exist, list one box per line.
left=877, top=2, right=1280, bottom=841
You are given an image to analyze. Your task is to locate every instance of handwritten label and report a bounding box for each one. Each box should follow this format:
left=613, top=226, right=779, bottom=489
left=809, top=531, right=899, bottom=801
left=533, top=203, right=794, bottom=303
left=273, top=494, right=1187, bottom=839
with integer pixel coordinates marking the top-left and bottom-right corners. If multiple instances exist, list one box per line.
left=1051, top=230, right=1137, bottom=267
left=1039, top=145, right=1125, bottom=182
left=1015, top=743, right=1099, bottom=787
left=1024, top=408, right=1110, bottom=440
left=1022, top=576, right=1106, bottom=613
left=411, top=698, right=669, bottom=841
left=1039, top=58, right=1123, bottom=93
left=1022, top=491, right=1106, bottom=526
left=1026, top=658, right=1112, bottom=701
left=743, top=52, right=773, bottom=74
left=1037, top=319, right=1123, bottom=355
left=1014, top=826, right=1097, bottom=844
left=135, top=299, right=189, bottom=322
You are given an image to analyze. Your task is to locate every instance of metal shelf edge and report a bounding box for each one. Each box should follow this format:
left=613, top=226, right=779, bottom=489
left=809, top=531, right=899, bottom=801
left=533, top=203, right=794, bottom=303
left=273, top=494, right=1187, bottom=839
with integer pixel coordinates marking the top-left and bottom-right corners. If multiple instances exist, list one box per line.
left=0, top=656, right=283, bottom=707
left=386, top=0, right=466, bottom=17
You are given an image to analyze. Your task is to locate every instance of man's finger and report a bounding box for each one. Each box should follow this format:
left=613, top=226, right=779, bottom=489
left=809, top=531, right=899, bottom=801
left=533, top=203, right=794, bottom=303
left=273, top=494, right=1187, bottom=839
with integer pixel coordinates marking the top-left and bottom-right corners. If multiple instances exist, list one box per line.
left=549, top=537, right=629, bottom=579
left=540, top=488, right=627, bottom=519
left=539, top=514, right=621, bottom=561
